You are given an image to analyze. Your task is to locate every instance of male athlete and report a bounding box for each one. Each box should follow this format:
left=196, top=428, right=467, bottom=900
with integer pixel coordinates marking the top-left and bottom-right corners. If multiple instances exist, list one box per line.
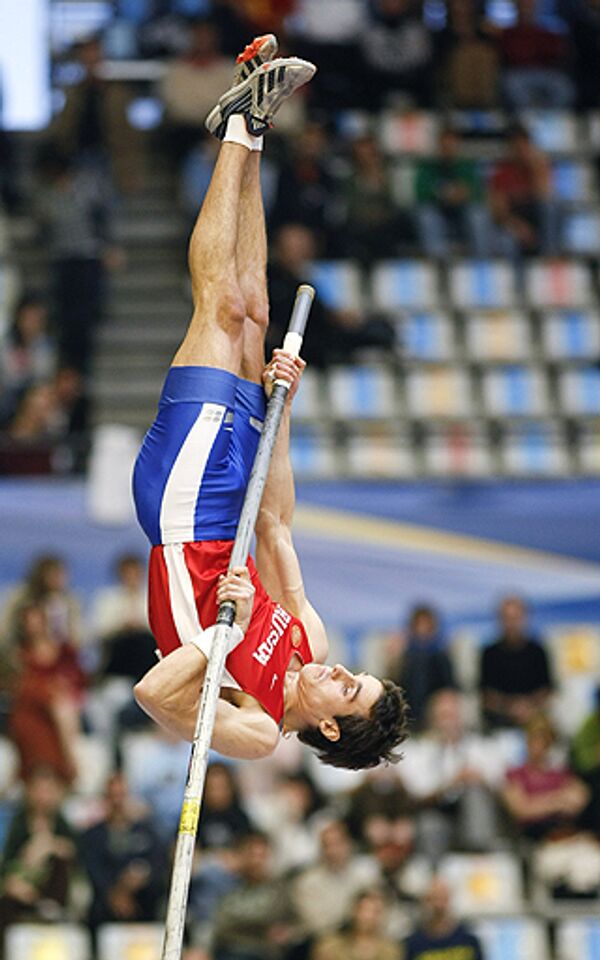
left=132, top=36, right=408, bottom=769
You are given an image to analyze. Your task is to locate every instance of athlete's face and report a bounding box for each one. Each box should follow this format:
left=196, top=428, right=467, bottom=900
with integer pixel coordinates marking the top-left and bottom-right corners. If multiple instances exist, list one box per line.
left=296, top=663, right=383, bottom=740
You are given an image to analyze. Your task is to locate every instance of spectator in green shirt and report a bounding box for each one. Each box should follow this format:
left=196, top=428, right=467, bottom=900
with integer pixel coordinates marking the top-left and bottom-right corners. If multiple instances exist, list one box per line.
left=414, top=127, right=492, bottom=258
left=572, top=688, right=600, bottom=833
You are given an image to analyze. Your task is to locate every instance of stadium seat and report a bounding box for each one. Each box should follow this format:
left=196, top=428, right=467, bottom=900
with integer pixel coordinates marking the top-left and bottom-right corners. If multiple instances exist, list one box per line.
left=548, top=624, right=600, bottom=734
left=556, top=918, right=600, bottom=960
left=287, top=368, right=322, bottom=420
left=465, top=311, right=532, bottom=362
left=371, top=260, right=441, bottom=311
left=5, top=924, right=91, bottom=960
left=97, top=923, right=163, bottom=960
left=379, top=109, right=438, bottom=156
left=448, top=110, right=506, bottom=136
left=525, top=260, right=593, bottom=309
left=327, top=365, right=396, bottom=419
left=562, top=211, right=600, bottom=256
left=422, top=422, right=494, bottom=476
left=405, top=367, right=472, bottom=418
left=481, top=367, right=549, bottom=417
left=345, top=425, right=415, bottom=477
left=290, top=425, right=338, bottom=478
left=577, top=421, right=600, bottom=472
left=73, top=735, right=114, bottom=798
left=449, top=261, right=517, bottom=310
left=500, top=421, right=570, bottom=475
left=473, top=917, right=550, bottom=960
left=551, top=161, right=594, bottom=202
left=521, top=110, right=580, bottom=154
left=399, top=312, right=456, bottom=362
left=558, top=368, right=600, bottom=415
left=308, top=260, right=364, bottom=311
left=439, top=853, right=524, bottom=916
left=541, top=311, right=600, bottom=361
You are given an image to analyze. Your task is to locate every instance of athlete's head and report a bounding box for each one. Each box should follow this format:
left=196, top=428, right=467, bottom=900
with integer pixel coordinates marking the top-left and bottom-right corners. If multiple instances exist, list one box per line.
left=294, top=663, right=409, bottom=770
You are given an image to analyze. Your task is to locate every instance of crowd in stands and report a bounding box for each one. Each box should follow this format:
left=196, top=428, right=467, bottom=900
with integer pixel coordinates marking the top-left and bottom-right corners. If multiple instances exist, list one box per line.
left=0, top=550, right=598, bottom=957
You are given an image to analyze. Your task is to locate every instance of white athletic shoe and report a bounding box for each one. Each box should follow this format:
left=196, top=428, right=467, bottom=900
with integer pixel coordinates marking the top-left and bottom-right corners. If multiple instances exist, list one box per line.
left=205, top=56, right=317, bottom=140
left=233, top=33, right=279, bottom=87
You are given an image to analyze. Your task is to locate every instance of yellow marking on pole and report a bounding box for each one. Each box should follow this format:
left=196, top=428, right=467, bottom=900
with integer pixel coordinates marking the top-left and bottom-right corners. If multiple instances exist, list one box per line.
left=179, top=799, right=200, bottom=836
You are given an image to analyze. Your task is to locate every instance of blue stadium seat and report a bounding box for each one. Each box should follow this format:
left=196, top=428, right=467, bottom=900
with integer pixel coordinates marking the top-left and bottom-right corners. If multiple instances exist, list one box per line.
left=482, top=367, right=549, bottom=417
left=552, top=161, right=594, bottom=202
left=465, top=311, right=532, bottom=362
left=308, top=260, right=363, bottom=311
left=556, top=918, right=600, bottom=960
left=562, top=211, right=600, bottom=256
left=405, top=367, right=472, bottom=418
left=372, top=260, right=440, bottom=311
left=290, top=425, right=337, bottom=478
left=327, top=365, right=396, bottom=419
left=525, top=260, right=593, bottom=308
left=541, top=311, right=600, bottom=360
left=379, top=109, right=438, bottom=156
left=474, top=918, right=550, bottom=960
left=449, top=260, right=517, bottom=309
left=400, top=312, right=455, bottom=361
left=5, top=925, right=91, bottom=960
left=521, top=110, right=579, bottom=154
left=422, top=422, right=493, bottom=476
left=559, top=368, right=600, bottom=415
left=500, top=422, right=569, bottom=475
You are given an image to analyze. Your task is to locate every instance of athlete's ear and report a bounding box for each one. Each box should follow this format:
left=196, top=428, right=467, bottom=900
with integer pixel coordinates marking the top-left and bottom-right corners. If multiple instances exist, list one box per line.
left=318, top=718, right=340, bottom=742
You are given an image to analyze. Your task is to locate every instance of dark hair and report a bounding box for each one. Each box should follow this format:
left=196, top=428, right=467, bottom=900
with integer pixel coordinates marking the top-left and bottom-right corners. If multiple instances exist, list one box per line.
left=297, top=679, right=409, bottom=770
left=27, top=553, right=64, bottom=598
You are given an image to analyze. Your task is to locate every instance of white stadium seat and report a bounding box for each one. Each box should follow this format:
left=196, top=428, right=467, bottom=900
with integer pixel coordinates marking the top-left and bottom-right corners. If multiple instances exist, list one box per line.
left=525, top=260, right=593, bottom=309
left=405, top=367, right=472, bottom=418
left=465, top=311, right=532, bottom=363
left=439, top=852, right=524, bottom=916
left=379, top=109, right=438, bottom=156
left=345, top=425, right=415, bottom=478
left=97, top=923, right=163, bottom=960
left=5, top=924, right=91, bottom=960
left=422, top=422, right=494, bottom=476
left=500, top=421, right=570, bottom=476
left=473, top=917, right=550, bottom=960
left=521, top=110, right=580, bottom=154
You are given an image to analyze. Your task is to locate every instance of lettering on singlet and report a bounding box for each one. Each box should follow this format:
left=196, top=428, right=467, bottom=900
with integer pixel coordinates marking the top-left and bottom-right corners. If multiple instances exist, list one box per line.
left=252, top=605, right=292, bottom=667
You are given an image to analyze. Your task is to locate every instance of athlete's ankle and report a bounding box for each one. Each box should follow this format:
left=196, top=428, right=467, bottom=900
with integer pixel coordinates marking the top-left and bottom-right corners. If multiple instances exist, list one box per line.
left=223, top=114, right=263, bottom=152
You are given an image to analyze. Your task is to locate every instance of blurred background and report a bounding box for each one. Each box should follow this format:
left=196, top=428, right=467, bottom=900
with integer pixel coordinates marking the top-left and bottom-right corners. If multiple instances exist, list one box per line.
left=0, top=1, right=600, bottom=958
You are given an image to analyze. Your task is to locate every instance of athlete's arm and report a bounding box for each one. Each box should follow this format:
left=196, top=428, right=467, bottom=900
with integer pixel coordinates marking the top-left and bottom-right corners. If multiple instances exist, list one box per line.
left=254, top=353, right=329, bottom=662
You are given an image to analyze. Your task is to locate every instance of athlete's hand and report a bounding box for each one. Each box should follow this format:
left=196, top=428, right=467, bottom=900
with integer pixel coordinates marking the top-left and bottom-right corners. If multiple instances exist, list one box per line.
left=216, top=566, right=255, bottom=634
left=262, top=349, right=306, bottom=403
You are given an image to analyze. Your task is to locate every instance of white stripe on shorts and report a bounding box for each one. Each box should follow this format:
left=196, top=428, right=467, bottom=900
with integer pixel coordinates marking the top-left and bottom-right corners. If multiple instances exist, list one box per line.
left=159, top=402, right=225, bottom=543
left=162, top=542, right=203, bottom=644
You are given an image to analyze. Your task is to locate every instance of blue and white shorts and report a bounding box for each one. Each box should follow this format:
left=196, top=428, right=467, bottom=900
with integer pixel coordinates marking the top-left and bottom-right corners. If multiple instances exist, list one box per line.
left=132, top=366, right=266, bottom=546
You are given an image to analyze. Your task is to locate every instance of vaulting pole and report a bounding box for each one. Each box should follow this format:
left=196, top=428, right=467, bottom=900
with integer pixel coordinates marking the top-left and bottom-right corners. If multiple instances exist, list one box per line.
left=161, top=284, right=315, bottom=960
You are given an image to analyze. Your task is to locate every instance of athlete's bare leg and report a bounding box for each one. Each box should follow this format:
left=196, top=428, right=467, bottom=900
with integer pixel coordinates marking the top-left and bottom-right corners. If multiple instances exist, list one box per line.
left=237, top=151, right=270, bottom=384
left=172, top=141, right=251, bottom=372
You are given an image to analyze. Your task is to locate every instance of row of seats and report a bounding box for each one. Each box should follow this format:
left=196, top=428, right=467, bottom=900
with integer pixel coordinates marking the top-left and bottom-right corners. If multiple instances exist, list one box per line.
left=311, top=259, right=600, bottom=312
left=294, top=366, right=600, bottom=418
left=290, top=420, right=600, bottom=478
left=373, top=108, right=600, bottom=157
left=5, top=912, right=600, bottom=959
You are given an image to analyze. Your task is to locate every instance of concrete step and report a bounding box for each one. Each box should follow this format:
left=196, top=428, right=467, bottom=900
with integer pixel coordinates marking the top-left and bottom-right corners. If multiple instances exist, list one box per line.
left=92, top=378, right=161, bottom=402
left=92, top=406, right=154, bottom=431
left=97, top=323, right=182, bottom=348
left=116, top=217, right=186, bottom=243
left=93, top=353, right=171, bottom=377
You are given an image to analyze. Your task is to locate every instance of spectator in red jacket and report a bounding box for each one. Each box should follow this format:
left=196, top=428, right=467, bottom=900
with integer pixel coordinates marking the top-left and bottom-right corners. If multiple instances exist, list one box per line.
left=497, top=0, right=575, bottom=108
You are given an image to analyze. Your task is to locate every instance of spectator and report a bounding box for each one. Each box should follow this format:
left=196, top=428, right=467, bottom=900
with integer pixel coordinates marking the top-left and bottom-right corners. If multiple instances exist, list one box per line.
left=0, top=767, right=78, bottom=941
left=50, top=35, right=143, bottom=193
left=90, top=553, right=155, bottom=683
left=479, top=594, right=553, bottom=730
left=254, top=771, right=323, bottom=873
left=121, top=727, right=189, bottom=844
left=198, top=763, right=253, bottom=852
left=1, top=553, right=83, bottom=649
left=403, top=876, right=484, bottom=960
left=414, top=127, right=491, bottom=259
left=81, top=771, right=167, bottom=931
left=34, top=147, right=120, bottom=373
left=489, top=125, right=560, bottom=258
left=437, top=0, right=500, bottom=109
left=557, top=0, right=600, bottom=108
left=339, top=133, right=407, bottom=262
left=271, top=122, right=337, bottom=245
left=312, top=887, right=402, bottom=960
left=0, top=295, right=57, bottom=424
left=571, top=687, right=600, bottom=831
left=4, top=383, right=60, bottom=447
left=502, top=714, right=589, bottom=842
left=268, top=223, right=393, bottom=370
left=8, top=602, right=84, bottom=784
left=366, top=815, right=430, bottom=919
left=292, top=819, right=379, bottom=938
left=401, top=689, right=508, bottom=859
left=497, top=0, right=575, bottom=109
left=160, top=19, right=232, bottom=162
left=386, top=604, right=455, bottom=730
left=346, top=765, right=414, bottom=847
left=212, top=830, right=299, bottom=960
left=360, top=0, right=434, bottom=108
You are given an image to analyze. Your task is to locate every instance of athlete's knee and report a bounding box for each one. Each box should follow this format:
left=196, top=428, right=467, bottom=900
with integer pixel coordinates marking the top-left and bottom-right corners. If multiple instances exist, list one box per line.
left=244, top=289, right=269, bottom=330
